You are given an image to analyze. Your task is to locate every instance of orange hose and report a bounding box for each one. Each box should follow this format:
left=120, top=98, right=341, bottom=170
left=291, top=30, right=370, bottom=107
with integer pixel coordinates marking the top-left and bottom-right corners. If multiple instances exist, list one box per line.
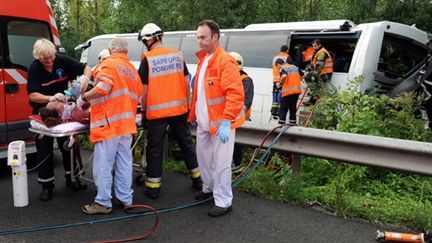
left=380, top=231, right=424, bottom=243
left=93, top=204, right=160, bottom=243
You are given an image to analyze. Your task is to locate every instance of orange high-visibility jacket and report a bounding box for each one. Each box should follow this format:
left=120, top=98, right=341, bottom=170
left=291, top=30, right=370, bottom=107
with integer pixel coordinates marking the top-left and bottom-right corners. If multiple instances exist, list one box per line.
left=312, top=47, right=333, bottom=76
left=302, top=47, right=315, bottom=63
left=188, top=44, right=245, bottom=134
left=90, top=52, right=143, bottom=143
left=241, top=73, right=252, bottom=121
left=272, top=52, right=290, bottom=82
left=279, top=63, right=301, bottom=97
left=142, top=47, right=189, bottom=120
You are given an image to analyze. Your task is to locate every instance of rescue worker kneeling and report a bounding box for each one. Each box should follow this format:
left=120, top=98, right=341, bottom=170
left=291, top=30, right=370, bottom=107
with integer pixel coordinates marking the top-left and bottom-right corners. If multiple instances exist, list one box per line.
left=138, top=23, right=202, bottom=199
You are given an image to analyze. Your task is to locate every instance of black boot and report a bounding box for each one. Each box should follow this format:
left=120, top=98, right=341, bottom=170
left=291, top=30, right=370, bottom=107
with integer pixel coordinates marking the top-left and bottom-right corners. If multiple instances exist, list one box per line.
left=191, top=177, right=203, bottom=191
left=135, top=173, right=146, bottom=186
left=271, top=106, right=279, bottom=116
left=39, top=183, right=54, bottom=201
left=66, top=176, right=88, bottom=191
left=303, top=97, right=317, bottom=106
left=144, top=187, right=160, bottom=199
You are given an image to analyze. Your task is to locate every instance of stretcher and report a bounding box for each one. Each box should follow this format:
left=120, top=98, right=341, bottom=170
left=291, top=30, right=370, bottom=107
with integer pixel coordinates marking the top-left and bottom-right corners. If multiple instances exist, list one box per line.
left=28, top=115, right=89, bottom=187
left=28, top=114, right=145, bottom=187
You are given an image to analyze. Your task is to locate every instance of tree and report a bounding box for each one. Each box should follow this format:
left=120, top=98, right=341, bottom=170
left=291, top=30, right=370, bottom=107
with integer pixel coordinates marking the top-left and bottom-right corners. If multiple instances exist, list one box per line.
left=51, top=0, right=432, bottom=57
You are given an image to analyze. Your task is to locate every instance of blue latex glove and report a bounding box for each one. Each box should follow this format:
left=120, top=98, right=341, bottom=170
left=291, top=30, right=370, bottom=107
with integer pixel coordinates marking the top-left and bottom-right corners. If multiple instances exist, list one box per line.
left=216, top=121, right=231, bottom=143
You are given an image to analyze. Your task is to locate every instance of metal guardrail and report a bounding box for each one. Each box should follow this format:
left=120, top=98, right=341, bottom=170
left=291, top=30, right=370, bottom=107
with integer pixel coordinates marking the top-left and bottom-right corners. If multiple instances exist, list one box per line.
left=190, top=123, right=432, bottom=176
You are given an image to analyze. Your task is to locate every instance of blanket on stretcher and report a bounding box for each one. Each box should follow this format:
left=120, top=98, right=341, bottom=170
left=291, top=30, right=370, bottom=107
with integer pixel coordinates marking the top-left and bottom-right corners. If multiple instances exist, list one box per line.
left=29, top=115, right=88, bottom=134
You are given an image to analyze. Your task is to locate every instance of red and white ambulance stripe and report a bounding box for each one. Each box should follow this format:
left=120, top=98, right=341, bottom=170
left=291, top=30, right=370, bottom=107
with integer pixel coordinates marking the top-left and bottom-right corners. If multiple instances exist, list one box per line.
left=45, top=0, right=61, bottom=46
left=2, top=69, right=28, bottom=84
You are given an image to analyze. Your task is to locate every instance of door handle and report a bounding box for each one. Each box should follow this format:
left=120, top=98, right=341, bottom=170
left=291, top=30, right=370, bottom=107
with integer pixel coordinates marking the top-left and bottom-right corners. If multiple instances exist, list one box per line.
left=5, top=83, right=19, bottom=93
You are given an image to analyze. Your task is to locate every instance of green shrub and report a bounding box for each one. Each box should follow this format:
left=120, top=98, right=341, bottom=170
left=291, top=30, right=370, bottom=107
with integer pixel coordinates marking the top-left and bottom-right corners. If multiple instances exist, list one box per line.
left=162, top=78, right=432, bottom=230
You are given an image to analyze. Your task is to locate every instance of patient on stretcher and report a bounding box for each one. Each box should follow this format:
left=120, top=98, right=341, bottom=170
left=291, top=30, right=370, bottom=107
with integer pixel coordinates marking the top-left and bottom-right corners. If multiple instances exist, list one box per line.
left=39, top=100, right=90, bottom=127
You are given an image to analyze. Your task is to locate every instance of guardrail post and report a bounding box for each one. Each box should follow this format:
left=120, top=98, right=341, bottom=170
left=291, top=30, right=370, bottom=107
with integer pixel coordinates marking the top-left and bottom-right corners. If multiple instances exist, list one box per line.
left=291, top=154, right=301, bottom=175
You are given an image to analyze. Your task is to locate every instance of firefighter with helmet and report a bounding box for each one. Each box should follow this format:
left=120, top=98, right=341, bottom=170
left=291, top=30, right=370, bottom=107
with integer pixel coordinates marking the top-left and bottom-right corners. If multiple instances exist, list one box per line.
left=228, top=51, right=254, bottom=174
left=137, top=23, right=202, bottom=199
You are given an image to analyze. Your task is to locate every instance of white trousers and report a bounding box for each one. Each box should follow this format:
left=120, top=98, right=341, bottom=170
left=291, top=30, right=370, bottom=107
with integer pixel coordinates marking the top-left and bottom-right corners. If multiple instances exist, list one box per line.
left=196, top=124, right=235, bottom=208
left=93, top=134, right=133, bottom=207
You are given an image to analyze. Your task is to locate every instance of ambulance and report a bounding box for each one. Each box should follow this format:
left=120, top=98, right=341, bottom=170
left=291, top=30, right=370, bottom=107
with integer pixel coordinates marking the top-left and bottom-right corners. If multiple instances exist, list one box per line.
left=0, top=0, right=62, bottom=159
left=76, top=20, right=432, bottom=127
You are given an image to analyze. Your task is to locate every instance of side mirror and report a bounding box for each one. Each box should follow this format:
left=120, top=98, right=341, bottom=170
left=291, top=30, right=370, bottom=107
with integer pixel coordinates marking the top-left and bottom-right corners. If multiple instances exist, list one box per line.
left=57, top=46, right=66, bottom=54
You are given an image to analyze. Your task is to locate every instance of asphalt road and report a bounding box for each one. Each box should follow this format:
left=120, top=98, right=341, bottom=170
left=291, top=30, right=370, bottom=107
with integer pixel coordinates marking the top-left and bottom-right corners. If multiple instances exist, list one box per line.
left=0, top=149, right=385, bottom=242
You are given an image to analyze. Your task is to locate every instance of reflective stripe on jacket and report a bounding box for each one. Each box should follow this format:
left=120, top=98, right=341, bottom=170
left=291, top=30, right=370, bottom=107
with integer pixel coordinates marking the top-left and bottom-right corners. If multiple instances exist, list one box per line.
left=188, top=44, right=245, bottom=134
left=280, top=64, right=301, bottom=97
left=90, top=53, right=143, bottom=143
left=142, top=47, right=188, bottom=119
left=312, top=47, right=333, bottom=76
left=272, top=52, right=290, bottom=82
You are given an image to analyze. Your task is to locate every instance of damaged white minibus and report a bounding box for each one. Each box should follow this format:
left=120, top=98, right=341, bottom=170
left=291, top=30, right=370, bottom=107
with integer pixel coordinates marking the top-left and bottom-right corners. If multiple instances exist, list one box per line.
left=76, top=20, right=432, bottom=126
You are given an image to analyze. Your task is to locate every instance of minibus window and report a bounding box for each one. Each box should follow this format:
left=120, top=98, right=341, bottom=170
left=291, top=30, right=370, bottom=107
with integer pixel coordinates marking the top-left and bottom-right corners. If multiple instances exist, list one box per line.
left=7, top=20, right=51, bottom=69
left=180, top=34, right=228, bottom=65
left=378, top=33, right=428, bottom=78
left=126, top=38, right=143, bottom=63
left=226, top=31, right=289, bottom=68
left=87, top=39, right=111, bottom=67
left=163, top=35, right=181, bottom=50
left=289, top=32, right=360, bottom=73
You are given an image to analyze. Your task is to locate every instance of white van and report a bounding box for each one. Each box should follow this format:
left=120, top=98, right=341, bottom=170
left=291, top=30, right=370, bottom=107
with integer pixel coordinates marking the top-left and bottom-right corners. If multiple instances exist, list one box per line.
left=75, top=20, right=432, bottom=127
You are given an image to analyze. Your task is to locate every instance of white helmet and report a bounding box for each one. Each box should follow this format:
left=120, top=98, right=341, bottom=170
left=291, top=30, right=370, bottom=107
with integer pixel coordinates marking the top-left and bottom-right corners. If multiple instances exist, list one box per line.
left=98, top=49, right=110, bottom=61
left=229, top=51, right=244, bottom=69
left=138, top=23, right=163, bottom=41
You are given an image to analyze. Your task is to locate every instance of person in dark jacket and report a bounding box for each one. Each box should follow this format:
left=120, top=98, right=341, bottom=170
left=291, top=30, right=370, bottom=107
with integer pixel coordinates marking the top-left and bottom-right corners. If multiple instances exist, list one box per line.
left=229, top=51, right=254, bottom=174
left=27, top=38, right=92, bottom=201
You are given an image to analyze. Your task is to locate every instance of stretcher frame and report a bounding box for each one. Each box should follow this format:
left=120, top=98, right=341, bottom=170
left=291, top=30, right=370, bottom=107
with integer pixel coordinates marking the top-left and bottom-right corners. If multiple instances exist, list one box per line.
left=29, top=124, right=89, bottom=185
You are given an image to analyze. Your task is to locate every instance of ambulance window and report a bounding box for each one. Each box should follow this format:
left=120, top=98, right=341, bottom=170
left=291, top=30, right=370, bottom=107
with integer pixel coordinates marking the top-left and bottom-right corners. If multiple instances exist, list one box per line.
left=7, top=20, right=50, bottom=69
left=226, top=31, right=289, bottom=68
left=378, top=33, right=428, bottom=78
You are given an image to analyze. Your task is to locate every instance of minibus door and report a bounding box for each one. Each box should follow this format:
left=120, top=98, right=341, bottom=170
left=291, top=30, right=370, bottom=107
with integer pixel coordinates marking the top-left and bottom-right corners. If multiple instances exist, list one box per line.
left=374, top=33, right=432, bottom=96
left=387, top=55, right=432, bottom=97
left=288, top=31, right=360, bottom=91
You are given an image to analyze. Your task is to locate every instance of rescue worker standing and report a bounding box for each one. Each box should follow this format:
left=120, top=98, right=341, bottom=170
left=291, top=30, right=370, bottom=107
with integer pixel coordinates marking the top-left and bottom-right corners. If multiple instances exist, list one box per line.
left=91, top=49, right=110, bottom=80
left=138, top=23, right=202, bottom=199
left=271, top=45, right=290, bottom=118
left=229, top=51, right=254, bottom=174
left=275, top=58, right=301, bottom=124
left=294, top=44, right=314, bottom=71
left=80, top=37, right=143, bottom=214
left=189, top=19, right=245, bottom=217
left=304, top=39, right=333, bottom=106
left=27, top=38, right=92, bottom=201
